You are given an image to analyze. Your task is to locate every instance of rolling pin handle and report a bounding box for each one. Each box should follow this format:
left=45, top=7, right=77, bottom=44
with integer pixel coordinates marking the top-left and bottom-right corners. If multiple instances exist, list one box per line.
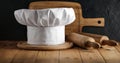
left=85, top=41, right=101, bottom=49
left=80, top=18, right=105, bottom=32
left=101, top=40, right=118, bottom=46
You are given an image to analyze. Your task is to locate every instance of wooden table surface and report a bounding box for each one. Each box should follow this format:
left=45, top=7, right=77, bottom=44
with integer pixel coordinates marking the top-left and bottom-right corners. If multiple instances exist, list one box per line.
left=0, top=41, right=120, bottom=63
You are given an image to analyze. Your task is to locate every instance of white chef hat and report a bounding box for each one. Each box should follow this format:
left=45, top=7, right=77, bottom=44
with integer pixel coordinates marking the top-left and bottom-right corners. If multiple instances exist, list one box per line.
left=14, top=8, right=75, bottom=45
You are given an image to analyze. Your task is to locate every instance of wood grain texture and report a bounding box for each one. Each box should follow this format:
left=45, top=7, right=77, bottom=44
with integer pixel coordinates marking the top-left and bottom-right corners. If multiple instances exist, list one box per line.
left=0, top=49, right=18, bottom=63
left=12, top=50, right=38, bottom=63
left=59, top=48, right=82, bottom=63
left=98, top=46, right=120, bottom=63
left=1, top=41, right=120, bottom=63
left=36, top=51, right=59, bottom=63
left=79, top=49, right=105, bottom=63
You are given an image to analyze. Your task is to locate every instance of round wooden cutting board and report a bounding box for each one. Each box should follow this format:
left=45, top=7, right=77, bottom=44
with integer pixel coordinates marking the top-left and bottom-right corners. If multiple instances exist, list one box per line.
left=17, top=41, right=73, bottom=50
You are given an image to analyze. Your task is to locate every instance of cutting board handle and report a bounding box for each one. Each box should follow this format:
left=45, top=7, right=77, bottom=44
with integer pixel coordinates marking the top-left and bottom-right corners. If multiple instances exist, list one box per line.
left=80, top=18, right=105, bottom=32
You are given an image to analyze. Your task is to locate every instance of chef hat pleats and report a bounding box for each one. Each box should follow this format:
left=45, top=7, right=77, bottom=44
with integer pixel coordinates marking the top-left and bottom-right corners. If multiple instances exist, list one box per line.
left=24, top=10, right=38, bottom=26
left=14, top=8, right=75, bottom=27
left=14, top=9, right=26, bottom=25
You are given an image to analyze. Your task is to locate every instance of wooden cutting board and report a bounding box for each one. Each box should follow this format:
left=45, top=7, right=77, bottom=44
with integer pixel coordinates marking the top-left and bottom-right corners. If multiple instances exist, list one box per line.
left=29, top=1, right=104, bottom=34
left=17, top=41, right=73, bottom=50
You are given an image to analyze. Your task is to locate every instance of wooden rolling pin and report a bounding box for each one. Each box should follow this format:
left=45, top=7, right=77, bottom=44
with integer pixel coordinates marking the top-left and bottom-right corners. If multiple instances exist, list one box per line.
left=67, top=33, right=101, bottom=49
left=80, top=32, right=118, bottom=46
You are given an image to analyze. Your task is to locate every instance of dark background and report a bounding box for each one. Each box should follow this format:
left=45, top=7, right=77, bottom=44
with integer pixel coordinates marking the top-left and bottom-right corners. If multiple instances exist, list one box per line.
left=0, top=0, right=120, bottom=42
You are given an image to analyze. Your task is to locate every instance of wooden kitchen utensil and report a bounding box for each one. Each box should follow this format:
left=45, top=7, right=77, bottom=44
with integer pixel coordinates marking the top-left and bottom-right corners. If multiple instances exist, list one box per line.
left=17, top=41, right=73, bottom=50
left=67, top=33, right=101, bottom=49
left=79, top=18, right=104, bottom=32
left=80, top=32, right=118, bottom=46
